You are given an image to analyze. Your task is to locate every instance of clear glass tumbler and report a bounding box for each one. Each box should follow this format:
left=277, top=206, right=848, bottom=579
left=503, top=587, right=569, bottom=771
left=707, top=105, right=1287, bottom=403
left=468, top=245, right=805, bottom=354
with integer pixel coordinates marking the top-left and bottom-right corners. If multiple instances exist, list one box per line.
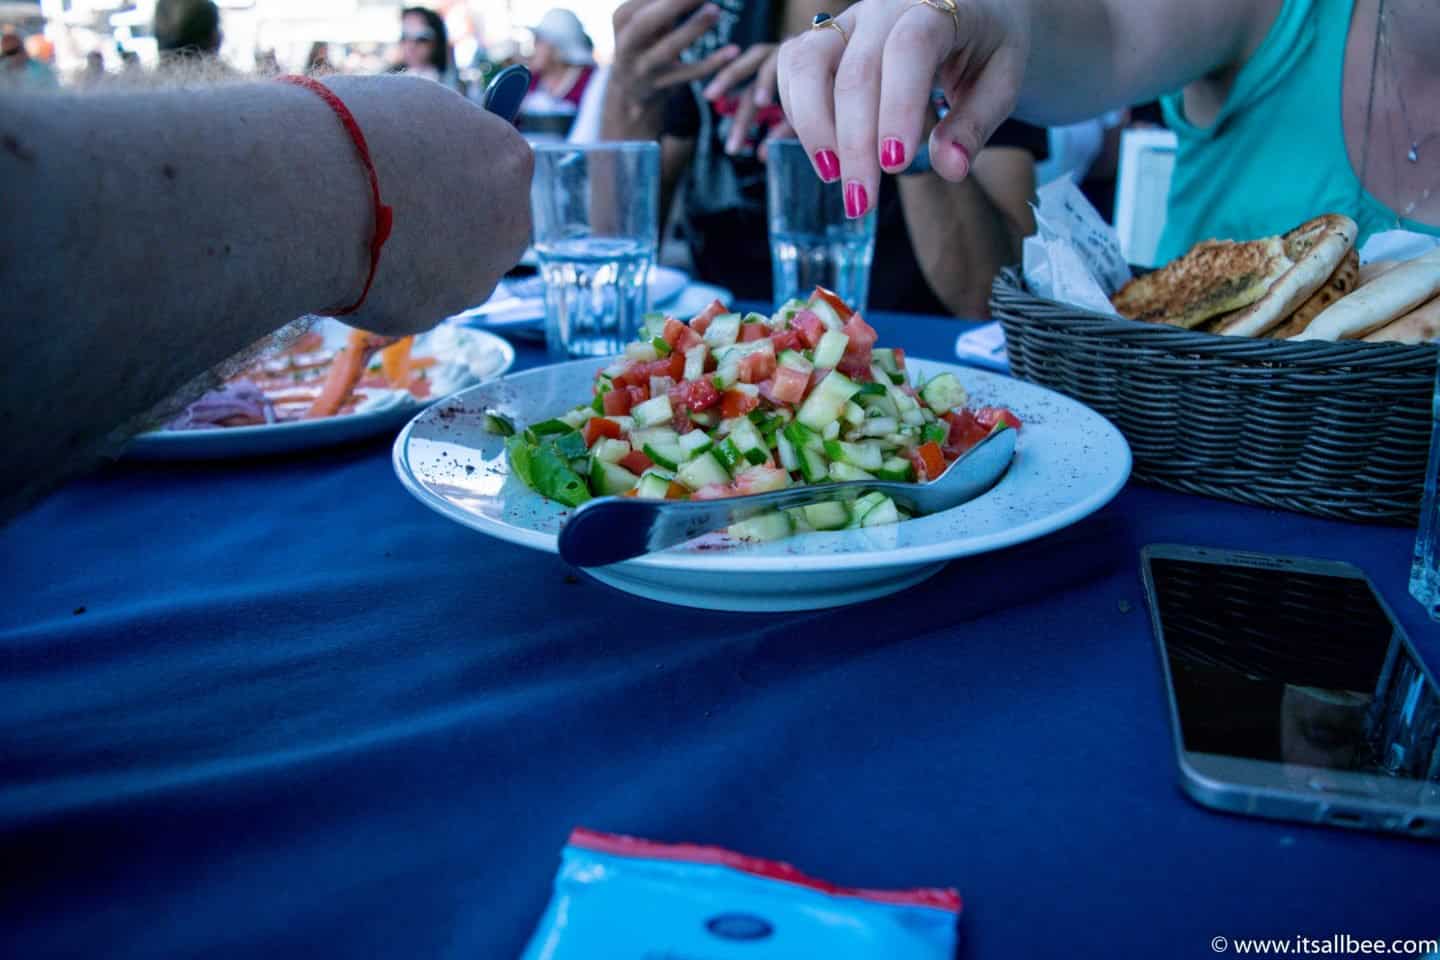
left=765, top=139, right=877, bottom=314
left=531, top=142, right=660, bottom=360
left=1410, top=357, right=1440, bottom=621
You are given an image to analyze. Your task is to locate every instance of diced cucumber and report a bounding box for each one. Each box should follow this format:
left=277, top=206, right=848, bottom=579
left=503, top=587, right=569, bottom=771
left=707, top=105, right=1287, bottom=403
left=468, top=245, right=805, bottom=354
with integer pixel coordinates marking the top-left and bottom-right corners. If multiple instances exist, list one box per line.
left=807, top=296, right=844, bottom=330
left=798, top=445, right=829, bottom=483
left=919, top=372, right=968, bottom=414
left=728, top=418, right=768, bottom=465
left=590, top=458, right=639, bottom=496
left=609, top=415, right=635, bottom=433
left=728, top=510, right=793, bottom=542
left=828, top=461, right=875, bottom=482
left=483, top=411, right=515, bottom=436
left=778, top=350, right=813, bottom=374
left=711, top=368, right=738, bottom=391
left=857, top=392, right=898, bottom=418
left=803, top=500, right=850, bottom=530
left=676, top=451, right=731, bottom=490
left=642, top=442, right=687, bottom=471
left=642, top=312, right=669, bottom=339
left=651, top=336, right=672, bottom=357
left=813, top=330, right=850, bottom=369
left=822, top=420, right=841, bottom=440
left=562, top=408, right=592, bottom=428
left=634, top=471, right=673, bottom=499
left=743, top=312, right=770, bottom=326
left=678, top=431, right=713, bottom=457
left=591, top=438, right=631, bottom=464
left=796, top=371, right=863, bottom=430
left=551, top=430, right=588, bottom=460
left=786, top=506, right=814, bottom=533
left=901, top=409, right=926, bottom=426
left=784, top=420, right=823, bottom=453
left=921, top=422, right=949, bottom=445
left=732, top=381, right=760, bottom=397
left=702, top=312, right=741, bottom=347
left=631, top=394, right=674, bottom=428
left=713, top=437, right=743, bottom=472
left=860, top=416, right=899, bottom=437
left=689, top=410, right=717, bottom=428
left=775, top=298, right=808, bottom=325
left=861, top=496, right=901, bottom=527
left=683, top=344, right=707, bottom=382
left=843, top=401, right=866, bottom=425
left=624, top=340, right=660, bottom=363
left=875, top=457, right=914, bottom=482
left=529, top=417, right=573, bottom=436
left=630, top=426, right=679, bottom=449
left=776, top=430, right=800, bottom=471
left=853, top=491, right=886, bottom=516
left=823, top=439, right=884, bottom=471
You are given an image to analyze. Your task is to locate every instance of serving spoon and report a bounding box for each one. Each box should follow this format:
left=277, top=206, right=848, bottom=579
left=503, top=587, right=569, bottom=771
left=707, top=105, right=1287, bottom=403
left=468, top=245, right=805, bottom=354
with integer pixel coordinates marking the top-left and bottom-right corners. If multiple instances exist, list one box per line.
left=557, top=427, right=1017, bottom=567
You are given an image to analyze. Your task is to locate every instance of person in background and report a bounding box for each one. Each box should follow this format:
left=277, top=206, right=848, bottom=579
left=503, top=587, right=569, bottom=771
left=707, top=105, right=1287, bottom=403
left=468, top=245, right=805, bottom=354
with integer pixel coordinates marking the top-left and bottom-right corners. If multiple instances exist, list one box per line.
left=602, top=0, right=1043, bottom=317
left=1, top=26, right=58, bottom=91
left=520, top=9, right=597, bottom=126
left=307, top=42, right=333, bottom=75
left=153, top=0, right=223, bottom=62
left=0, top=74, right=532, bottom=523
left=254, top=49, right=281, bottom=76
left=396, top=6, right=461, bottom=91
left=83, top=50, right=107, bottom=86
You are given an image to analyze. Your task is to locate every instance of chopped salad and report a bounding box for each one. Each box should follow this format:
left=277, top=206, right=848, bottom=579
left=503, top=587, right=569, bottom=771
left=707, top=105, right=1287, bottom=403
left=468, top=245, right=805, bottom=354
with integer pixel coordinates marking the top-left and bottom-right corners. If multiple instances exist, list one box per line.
left=499, top=288, right=1020, bottom=541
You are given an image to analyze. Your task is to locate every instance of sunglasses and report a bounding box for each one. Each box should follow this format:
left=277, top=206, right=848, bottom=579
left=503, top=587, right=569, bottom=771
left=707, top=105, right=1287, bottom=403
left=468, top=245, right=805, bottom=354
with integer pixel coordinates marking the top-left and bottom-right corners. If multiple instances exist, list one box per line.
left=1, top=46, right=19, bottom=57
left=400, top=31, right=436, bottom=43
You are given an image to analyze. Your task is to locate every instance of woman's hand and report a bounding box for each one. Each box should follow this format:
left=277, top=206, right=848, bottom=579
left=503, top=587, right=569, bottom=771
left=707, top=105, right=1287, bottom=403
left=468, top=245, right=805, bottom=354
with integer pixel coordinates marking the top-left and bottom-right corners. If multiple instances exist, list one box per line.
left=605, top=0, right=742, bottom=136
left=776, top=0, right=1029, bottom=215
left=700, top=43, right=795, bottom=156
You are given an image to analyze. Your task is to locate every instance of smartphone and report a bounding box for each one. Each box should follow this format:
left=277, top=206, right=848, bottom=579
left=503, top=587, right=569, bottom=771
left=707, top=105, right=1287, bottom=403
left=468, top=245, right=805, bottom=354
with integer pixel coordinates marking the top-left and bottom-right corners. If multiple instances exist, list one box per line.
left=1141, top=544, right=1440, bottom=839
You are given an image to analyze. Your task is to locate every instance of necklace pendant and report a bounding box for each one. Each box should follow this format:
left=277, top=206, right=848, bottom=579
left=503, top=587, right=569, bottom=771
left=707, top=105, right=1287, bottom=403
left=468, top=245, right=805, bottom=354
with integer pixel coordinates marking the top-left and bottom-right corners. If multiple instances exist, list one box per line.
left=1408, top=142, right=1420, bottom=163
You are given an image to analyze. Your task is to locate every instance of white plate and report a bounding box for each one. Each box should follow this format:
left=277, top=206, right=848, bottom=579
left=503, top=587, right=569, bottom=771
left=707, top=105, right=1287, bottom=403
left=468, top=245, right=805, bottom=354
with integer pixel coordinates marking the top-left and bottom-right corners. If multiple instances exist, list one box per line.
left=392, top=357, right=1132, bottom=611
left=127, top=323, right=514, bottom=461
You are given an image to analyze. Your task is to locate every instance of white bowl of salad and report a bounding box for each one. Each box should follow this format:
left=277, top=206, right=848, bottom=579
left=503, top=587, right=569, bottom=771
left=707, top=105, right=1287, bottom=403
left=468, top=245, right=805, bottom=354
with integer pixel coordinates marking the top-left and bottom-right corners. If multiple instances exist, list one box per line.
left=394, top=289, right=1131, bottom=611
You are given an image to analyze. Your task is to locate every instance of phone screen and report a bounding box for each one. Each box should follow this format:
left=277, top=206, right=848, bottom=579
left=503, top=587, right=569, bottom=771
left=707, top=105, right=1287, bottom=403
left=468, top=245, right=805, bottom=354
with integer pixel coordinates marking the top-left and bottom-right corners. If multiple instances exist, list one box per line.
left=1148, top=556, right=1439, bottom=784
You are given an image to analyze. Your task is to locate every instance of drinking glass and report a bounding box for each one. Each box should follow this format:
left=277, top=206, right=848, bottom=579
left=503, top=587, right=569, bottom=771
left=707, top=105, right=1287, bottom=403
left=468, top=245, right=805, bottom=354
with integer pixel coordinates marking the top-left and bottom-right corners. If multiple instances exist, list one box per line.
left=765, top=139, right=877, bottom=314
left=1410, top=357, right=1440, bottom=621
left=531, top=142, right=659, bottom=359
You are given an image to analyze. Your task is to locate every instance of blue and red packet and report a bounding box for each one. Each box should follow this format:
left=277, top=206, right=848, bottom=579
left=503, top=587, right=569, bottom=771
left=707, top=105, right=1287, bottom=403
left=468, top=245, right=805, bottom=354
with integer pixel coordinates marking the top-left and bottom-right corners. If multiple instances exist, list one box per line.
left=522, top=828, right=962, bottom=958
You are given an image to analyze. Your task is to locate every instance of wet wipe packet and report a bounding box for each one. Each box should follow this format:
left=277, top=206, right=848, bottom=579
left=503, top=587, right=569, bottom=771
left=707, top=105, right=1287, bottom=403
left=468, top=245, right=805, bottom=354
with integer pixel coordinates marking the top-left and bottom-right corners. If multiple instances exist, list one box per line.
left=521, top=828, right=961, bottom=959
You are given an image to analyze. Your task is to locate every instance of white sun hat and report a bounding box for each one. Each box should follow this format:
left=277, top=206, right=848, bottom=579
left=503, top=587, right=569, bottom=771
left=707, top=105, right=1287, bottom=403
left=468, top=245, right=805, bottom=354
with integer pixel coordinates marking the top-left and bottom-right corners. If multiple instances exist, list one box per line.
left=530, top=9, right=594, bottom=66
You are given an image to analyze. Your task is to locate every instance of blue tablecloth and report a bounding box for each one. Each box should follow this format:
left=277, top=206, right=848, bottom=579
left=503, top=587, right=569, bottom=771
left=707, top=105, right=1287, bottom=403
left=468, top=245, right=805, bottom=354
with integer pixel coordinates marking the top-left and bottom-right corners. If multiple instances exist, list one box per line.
left=1, top=310, right=1434, bottom=959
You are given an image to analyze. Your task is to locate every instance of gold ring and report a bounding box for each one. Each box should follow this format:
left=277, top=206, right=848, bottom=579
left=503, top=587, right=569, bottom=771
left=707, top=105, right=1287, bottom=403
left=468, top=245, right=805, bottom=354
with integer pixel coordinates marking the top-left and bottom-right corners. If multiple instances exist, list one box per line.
left=810, top=14, right=849, bottom=43
left=907, top=0, right=961, bottom=44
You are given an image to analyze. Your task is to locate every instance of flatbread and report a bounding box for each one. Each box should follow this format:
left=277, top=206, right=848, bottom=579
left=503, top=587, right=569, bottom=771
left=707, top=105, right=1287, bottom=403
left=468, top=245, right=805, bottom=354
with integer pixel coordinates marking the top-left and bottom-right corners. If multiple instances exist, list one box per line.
left=1113, top=236, right=1292, bottom=329
left=1292, top=247, right=1440, bottom=340
left=1215, top=215, right=1357, bottom=337
left=1265, top=248, right=1360, bottom=339
left=1362, top=295, right=1440, bottom=343
left=1358, top=259, right=1403, bottom=286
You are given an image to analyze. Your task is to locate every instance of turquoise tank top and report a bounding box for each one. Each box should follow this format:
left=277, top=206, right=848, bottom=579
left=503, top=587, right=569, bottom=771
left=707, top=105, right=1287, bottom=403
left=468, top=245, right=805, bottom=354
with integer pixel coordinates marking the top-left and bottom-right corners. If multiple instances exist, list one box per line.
left=1156, top=0, right=1440, bottom=261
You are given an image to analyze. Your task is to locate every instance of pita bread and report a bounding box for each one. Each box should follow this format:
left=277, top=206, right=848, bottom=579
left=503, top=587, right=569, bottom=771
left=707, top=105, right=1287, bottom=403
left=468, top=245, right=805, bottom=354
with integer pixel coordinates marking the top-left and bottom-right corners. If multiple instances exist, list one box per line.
left=1215, top=215, right=1357, bottom=337
left=1113, top=236, right=1292, bottom=329
left=1292, top=247, right=1440, bottom=340
left=1359, top=259, right=1403, bottom=286
left=1265, top=248, right=1360, bottom=339
left=1362, top=295, right=1440, bottom=343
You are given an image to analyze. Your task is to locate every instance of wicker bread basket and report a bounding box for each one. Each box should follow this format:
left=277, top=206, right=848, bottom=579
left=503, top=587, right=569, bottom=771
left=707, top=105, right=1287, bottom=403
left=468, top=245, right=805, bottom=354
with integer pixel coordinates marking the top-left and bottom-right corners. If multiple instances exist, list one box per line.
left=990, top=269, right=1438, bottom=524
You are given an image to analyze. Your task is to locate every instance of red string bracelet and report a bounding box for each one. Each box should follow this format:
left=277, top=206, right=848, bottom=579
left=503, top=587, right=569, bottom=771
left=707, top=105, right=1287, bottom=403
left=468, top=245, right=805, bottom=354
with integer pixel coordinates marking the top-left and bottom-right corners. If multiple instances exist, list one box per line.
left=278, top=75, right=393, bottom=317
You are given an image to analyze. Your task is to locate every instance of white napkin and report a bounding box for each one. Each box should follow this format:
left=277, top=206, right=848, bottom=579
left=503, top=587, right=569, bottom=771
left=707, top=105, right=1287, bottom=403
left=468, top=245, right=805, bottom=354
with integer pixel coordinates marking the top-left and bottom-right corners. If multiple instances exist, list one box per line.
left=1022, top=175, right=1131, bottom=316
left=1358, top=229, right=1440, bottom=264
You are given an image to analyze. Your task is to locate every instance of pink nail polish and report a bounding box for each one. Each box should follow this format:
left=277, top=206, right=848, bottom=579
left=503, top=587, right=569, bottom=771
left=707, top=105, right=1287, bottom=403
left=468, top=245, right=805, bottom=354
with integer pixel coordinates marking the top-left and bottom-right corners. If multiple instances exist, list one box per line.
left=952, top=141, right=971, bottom=178
left=815, top=150, right=840, bottom=182
left=881, top=137, right=905, bottom=169
left=844, top=180, right=868, bottom=218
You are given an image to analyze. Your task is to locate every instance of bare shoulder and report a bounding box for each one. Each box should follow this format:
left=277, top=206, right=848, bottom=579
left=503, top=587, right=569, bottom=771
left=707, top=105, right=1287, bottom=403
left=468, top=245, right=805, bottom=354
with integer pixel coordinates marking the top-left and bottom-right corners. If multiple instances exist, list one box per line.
left=1180, top=0, right=1287, bottom=127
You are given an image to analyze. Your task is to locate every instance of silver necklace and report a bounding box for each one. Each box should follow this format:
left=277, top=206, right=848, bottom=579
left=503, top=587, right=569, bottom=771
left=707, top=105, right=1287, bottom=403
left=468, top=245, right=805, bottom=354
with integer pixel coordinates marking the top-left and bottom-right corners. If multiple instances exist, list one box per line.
left=1379, top=0, right=1440, bottom=164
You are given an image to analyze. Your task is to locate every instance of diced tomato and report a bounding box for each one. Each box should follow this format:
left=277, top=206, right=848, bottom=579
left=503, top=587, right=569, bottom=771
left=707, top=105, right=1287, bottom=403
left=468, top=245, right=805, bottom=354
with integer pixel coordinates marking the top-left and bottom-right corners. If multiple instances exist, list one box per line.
left=943, top=409, right=990, bottom=456
left=721, top=389, right=760, bottom=419
left=792, top=310, right=826, bottom=348
left=812, top=286, right=854, bottom=321
left=770, top=328, right=804, bottom=353
left=737, top=351, right=777, bottom=384
left=733, top=467, right=789, bottom=496
left=626, top=384, right=649, bottom=406
left=739, top=322, right=769, bottom=342
left=690, top=299, right=727, bottom=334
left=665, top=481, right=690, bottom=500
left=619, top=450, right=654, bottom=475
left=771, top=365, right=809, bottom=404
left=662, top=317, right=702, bottom=351
left=973, top=406, right=1023, bottom=430
left=842, top=313, right=878, bottom=350
left=808, top=367, right=832, bottom=393
left=671, top=403, right=694, bottom=434
left=916, top=441, right=946, bottom=481
left=755, top=378, right=779, bottom=404
left=667, top=352, right=686, bottom=382
left=836, top=349, right=873, bottom=380
left=583, top=417, right=622, bottom=447
left=892, top=347, right=906, bottom=369
left=601, top=388, right=632, bottom=416
left=690, top=483, right=735, bottom=500
left=672, top=377, right=720, bottom=412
